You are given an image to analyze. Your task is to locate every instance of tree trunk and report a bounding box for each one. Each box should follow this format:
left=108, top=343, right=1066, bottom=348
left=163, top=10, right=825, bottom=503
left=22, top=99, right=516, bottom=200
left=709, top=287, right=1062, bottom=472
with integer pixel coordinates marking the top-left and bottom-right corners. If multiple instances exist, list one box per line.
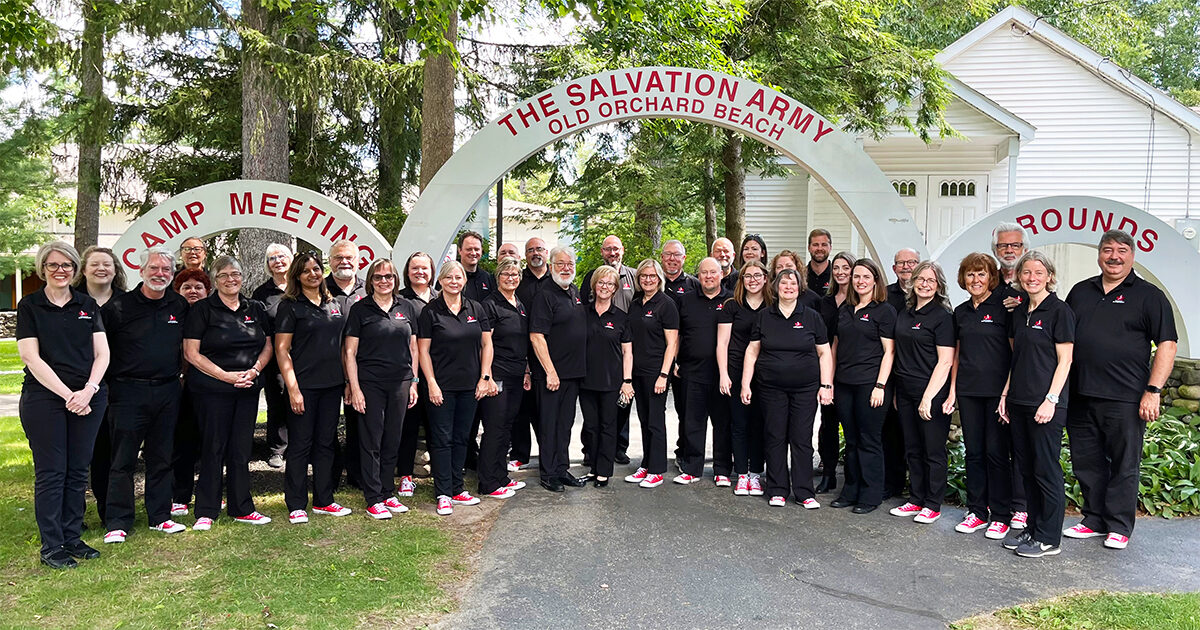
left=74, top=0, right=104, bottom=250
left=291, top=30, right=318, bottom=191
left=704, top=157, right=717, bottom=251
left=240, top=0, right=290, bottom=287
left=722, top=129, right=745, bottom=244
left=419, top=13, right=457, bottom=193
left=378, top=5, right=409, bottom=213
left=634, top=201, right=662, bottom=252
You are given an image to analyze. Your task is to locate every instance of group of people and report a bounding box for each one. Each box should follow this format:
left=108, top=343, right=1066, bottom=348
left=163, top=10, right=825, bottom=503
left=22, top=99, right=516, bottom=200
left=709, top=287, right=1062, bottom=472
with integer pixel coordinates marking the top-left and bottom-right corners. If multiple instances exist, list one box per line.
left=18, top=224, right=1174, bottom=569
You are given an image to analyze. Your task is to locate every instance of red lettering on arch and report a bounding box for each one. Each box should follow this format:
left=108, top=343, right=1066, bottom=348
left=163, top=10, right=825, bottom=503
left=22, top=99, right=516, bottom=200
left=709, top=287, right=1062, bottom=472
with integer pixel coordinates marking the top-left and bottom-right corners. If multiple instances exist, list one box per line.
left=282, top=197, right=302, bottom=223
left=1139, top=229, right=1158, bottom=253
left=141, top=231, right=165, bottom=247
left=1117, top=216, right=1138, bottom=236
left=1016, top=213, right=1038, bottom=235
left=1042, top=208, right=1062, bottom=232
left=185, top=201, right=204, bottom=224
left=260, top=193, right=279, bottom=217
left=122, top=248, right=139, bottom=269
left=1092, top=211, right=1113, bottom=232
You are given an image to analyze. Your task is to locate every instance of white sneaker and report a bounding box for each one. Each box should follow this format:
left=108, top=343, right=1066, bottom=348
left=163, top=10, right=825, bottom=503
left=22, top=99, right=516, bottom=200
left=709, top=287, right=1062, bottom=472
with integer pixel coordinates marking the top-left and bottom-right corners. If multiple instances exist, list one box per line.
left=801, top=498, right=821, bottom=510
left=149, top=520, right=186, bottom=534
left=639, top=474, right=665, bottom=488
left=170, top=503, right=189, bottom=517
left=673, top=473, right=700, bottom=485
left=104, top=529, right=127, bottom=544
left=450, top=492, right=481, bottom=505
left=913, top=508, right=941, bottom=524
left=384, top=497, right=410, bottom=514
left=436, top=495, right=453, bottom=516
left=734, top=475, right=750, bottom=496
left=398, top=476, right=416, bottom=497
left=714, top=475, right=731, bottom=487
left=288, top=510, right=309, bottom=524
left=366, top=503, right=392, bottom=520
left=768, top=496, right=786, bottom=507
left=748, top=474, right=764, bottom=496
left=312, top=503, right=352, bottom=517
left=193, top=517, right=214, bottom=531
left=505, top=480, right=527, bottom=491
left=233, top=512, right=272, bottom=525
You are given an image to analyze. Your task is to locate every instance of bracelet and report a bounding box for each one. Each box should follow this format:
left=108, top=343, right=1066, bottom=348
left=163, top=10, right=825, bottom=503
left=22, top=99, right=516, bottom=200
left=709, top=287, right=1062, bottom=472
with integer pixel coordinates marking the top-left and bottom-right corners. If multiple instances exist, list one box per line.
left=820, top=384, right=833, bottom=390
left=659, top=372, right=669, bottom=379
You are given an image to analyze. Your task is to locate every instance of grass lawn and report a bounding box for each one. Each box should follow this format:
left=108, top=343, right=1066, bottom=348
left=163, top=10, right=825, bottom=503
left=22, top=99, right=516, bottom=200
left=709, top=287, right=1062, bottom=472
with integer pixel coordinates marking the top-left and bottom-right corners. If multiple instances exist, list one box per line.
left=955, top=592, right=1200, bottom=630
left=0, top=415, right=471, bottom=629
left=1, top=340, right=22, bottom=394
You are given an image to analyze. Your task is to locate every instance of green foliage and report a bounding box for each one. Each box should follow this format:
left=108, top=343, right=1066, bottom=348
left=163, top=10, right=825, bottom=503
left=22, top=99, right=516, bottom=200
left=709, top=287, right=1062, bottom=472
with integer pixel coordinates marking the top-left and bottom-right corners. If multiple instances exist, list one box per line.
left=0, top=0, right=63, bottom=71
left=0, top=103, right=68, bottom=272
left=992, top=591, right=1200, bottom=630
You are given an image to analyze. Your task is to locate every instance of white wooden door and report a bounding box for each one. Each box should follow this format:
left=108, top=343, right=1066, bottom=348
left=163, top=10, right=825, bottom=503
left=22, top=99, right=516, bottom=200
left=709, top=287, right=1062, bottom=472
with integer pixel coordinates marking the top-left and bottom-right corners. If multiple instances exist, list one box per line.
left=889, top=175, right=928, bottom=239
left=923, top=175, right=988, bottom=251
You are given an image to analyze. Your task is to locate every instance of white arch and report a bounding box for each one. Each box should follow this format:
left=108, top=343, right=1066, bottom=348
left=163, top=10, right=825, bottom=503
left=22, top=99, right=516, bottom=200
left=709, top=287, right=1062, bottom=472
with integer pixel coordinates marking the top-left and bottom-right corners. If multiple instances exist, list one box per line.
left=933, top=195, right=1197, bottom=355
left=113, top=180, right=391, bottom=276
left=394, top=67, right=925, bottom=275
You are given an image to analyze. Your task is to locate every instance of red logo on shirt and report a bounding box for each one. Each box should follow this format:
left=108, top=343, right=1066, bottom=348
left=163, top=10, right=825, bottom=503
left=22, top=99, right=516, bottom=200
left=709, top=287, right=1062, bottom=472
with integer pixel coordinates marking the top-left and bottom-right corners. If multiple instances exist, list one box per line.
left=860, top=313, right=870, bottom=321
left=793, top=321, right=804, bottom=329
left=1032, top=319, right=1043, bottom=330
left=78, top=310, right=92, bottom=320
left=981, top=314, right=993, bottom=323
left=715, top=304, right=724, bottom=310
left=243, top=315, right=255, bottom=324
left=394, top=312, right=406, bottom=320
left=675, top=287, right=685, bottom=294
left=466, top=315, right=477, bottom=323
left=575, top=297, right=582, bottom=305
left=1113, top=295, right=1125, bottom=304
left=167, top=314, right=178, bottom=324
left=912, top=322, right=922, bottom=330
left=519, top=308, right=526, bottom=317
left=604, top=321, right=615, bottom=329
left=481, top=283, right=489, bottom=290
left=623, top=282, right=631, bottom=290
left=330, top=308, right=341, bottom=316
left=644, top=310, right=654, bottom=317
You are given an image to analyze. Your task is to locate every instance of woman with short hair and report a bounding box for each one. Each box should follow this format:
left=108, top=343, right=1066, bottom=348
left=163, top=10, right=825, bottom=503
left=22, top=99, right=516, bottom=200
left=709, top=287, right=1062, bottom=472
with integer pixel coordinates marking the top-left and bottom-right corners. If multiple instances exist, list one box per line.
left=717, top=260, right=773, bottom=497
left=889, top=261, right=956, bottom=525
left=477, top=257, right=530, bottom=497
left=815, top=251, right=855, bottom=493
left=18, top=241, right=110, bottom=569
left=253, top=243, right=294, bottom=469
left=183, top=256, right=274, bottom=529
left=622, top=259, right=679, bottom=489
left=769, top=250, right=821, bottom=311
left=418, top=261, right=495, bottom=516
left=579, top=265, right=634, bottom=487
left=395, top=251, right=438, bottom=498
left=829, top=259, right=896, bottom=515
left=344, top=258, right=419, bottom=519
left=170, top=269, right=210, bottom=517
left=276, top=252, right=353, bottom=523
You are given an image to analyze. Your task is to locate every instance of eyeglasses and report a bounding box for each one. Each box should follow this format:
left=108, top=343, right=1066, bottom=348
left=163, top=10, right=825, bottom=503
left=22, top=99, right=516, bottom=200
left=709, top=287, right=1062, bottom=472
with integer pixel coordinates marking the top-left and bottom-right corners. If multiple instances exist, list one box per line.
left=552, top=261, right=575, bottom=269
left=182, top=246, right=206, bottom=254
left=44, top=262, right=76, bottom=272
left=914, top=276, right=939, bottom=285
left=331, top=254, right=355, bottom=262
left=215, top=271, right=243, bottom=281
left=661, top=252, right=684, bottom=259
left=743, top=273, right=765, bottom=281
left=268, top=254, right=290, bottom=262
left=596, top=280, right=617, bottom=288
left=372, top=274, right=396, bottom=283
left=499, top=272, right=521, bottom=279
left=895, top=260, right=919, bottom=267
left=601, top=246, right=621, bottom=253
left=995, top=242, right=1024, bottom=250
left=526, top=246, right=547, bottom=253
left=638, top=274, right=658, bottom=280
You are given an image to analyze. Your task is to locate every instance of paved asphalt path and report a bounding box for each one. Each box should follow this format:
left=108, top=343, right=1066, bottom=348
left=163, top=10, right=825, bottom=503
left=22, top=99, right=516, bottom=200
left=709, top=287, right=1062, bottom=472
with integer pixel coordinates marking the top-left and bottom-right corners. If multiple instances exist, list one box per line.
left=435, top=392, right=1200, bottom=630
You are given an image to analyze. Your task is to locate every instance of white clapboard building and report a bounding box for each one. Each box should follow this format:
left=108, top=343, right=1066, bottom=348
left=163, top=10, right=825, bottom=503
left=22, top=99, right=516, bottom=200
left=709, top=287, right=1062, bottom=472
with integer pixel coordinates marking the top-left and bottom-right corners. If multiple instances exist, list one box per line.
left=745, top=5, right=1200, bottom=283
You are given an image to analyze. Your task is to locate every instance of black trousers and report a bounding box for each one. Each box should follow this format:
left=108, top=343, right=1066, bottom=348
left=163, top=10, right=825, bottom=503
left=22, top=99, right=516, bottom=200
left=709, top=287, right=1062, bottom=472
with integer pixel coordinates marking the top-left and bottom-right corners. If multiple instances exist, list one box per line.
left=817, top=402, right=840, bottom=476
left=1068, top=395, right=1144, bottom=537
left=508, top=387, right=539, bottom=463
left=671, top=374, right=686, bottom=461
left=728, top=385, right=765, bottom=475
left=21, top=387, right=107, bottom=555
left=285, top=385, right=342, bottom=512
left=883, top=404, right=907, bottom=495
left=359, top=380, right=410, bottom=505
left=262, top=367, right=288, bottom=458
left=681, top=380, right=732, bottom=477
left=195, top=389, right=259, bottom=520
left=428, top=390, right=477, bottom=497
left=535, top=378, right=580, bottom=481
left=1008, top=403, right=1066, bottom=546
left=172, top=384, right=201, bottom=505
left=579, top=388, right=619, bottom=478
left=633, top=374, right=669, bottom=475
left=90, top=409, right=112, bottom=524
left=582, top=392, right=631, bottom=463
left=959, top=395, right=1014, bottom=522
left=478, top=378, right=524, bottom=493
left=332, top=405, right=361, bottom=490
left=105, top=379, right=180, bottom=531
left=835, top=382, right=890, bottom=508
left=396, top=381, right=429, bottom=477
left=895, top=380, right=951, bottom=512
left=759, top=385, right=819, bottom=501
left=616, top=398, right=632, bottom=457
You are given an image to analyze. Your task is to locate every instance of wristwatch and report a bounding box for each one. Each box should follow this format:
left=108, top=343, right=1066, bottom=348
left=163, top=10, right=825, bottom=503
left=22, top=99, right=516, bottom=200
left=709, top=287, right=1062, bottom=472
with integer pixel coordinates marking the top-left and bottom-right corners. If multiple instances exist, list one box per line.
left=820, top=384, right=833, bottom=390
left=873, top=382, right=886, bottom=390
left=1045, top=393, right=1060, bottom=404
left=659, top=372, right=669, bottom=379
left=482, top=375, right=491, bottom=381
left=623, top=378, right=633, bottom=384
left=1145, top=385, right=1162, bottom=394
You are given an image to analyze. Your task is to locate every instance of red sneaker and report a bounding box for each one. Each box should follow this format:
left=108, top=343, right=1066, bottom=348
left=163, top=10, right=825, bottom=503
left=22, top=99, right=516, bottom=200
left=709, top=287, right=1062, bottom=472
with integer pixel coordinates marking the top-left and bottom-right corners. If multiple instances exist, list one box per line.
left=714, top=475, right=731, bottom=487
left=889, top=502, right=921, bottom=517
left=1010, top=511, right=1028, bottom=530
left=673, top=473, right=700, bottom=485
left=639, top=474, right=664, bottom=488
left=384, top=497, right=409, bottom=513
left=1063, top=523, right=1105, bottom=539
left=288, top=510, right=308, bottom=524
left=505, top=480, right=527, bottom=491
left=436, top=495, right=453, bottom=516
left=366, top=503, right=392, bottom=520
left=1104, top=533, right=1129, bottom=549
left=398, top=476, right=416, bottom=497
left=768, top=496, right=786, bottom=507
left=170, top=503, right=189, bottom=517
left=233, top=511, right=272, bottom=525
left=486, top=487, right=515, bottom=498
left=734, top=475, right=750, bottom=496
left=624, top=468, right=648, bottom=483
left=312, top=503, right=351, bottom=517
left=451, top=492, right=480, bottom=505
left=913, top=508, right=941, bottom=524
left=748, top=475, right=764, bottom=496
left=955, top=512, right=987, bottom=533
left=985, top=521, right=1009, bottom=540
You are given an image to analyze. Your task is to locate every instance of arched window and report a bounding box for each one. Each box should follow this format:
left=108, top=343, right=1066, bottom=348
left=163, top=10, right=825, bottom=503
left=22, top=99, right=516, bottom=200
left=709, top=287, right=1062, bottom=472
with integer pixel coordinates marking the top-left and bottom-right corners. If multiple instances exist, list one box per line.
left=940, top=180, right=977, bottom=197
left=892, top=180, right=917, bottom=197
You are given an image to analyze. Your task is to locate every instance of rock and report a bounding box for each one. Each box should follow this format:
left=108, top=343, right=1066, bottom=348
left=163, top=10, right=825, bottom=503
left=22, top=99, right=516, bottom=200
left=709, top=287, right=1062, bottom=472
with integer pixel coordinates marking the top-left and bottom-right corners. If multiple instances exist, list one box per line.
left=1177, top=384, right=1200, bottom=400
left=1171, top=367, right=1183, bottom=381
left=1182, top=370, right=1200, bottom=386
left=1169, top=387, right=1180, bottom=398
left=1168, top=378, right=1182, bottom=388
left=1176, top=399, right=1200, bottom=413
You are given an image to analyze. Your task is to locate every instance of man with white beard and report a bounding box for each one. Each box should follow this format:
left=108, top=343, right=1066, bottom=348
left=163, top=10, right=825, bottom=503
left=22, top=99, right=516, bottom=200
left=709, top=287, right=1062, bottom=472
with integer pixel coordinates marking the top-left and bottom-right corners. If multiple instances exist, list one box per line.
left=326, top=240, right=367, bottom=489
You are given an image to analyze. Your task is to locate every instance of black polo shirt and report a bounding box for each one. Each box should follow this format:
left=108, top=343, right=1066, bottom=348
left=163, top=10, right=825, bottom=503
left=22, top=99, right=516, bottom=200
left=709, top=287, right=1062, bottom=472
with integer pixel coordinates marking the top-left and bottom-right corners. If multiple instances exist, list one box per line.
left=664, top=272, right=701, bottom=308
left=583, top=302, right=631, bottom=391
left=750, top=304, right=828, bottom=391
left=886, top=282, right=908, bottom=314
left=952, top=290, right=1012, bottom=398
left=481, top=292, right=527, bottom=381
left=580, top=264, right=637, bottom=311
left=515, top=268, right=551, bottom=311
left=807, top=263, right=832, bottom=296
left=182, top=293, right=273, bottom=393
left=798, top=289, right=822, bottom=313
left=1008, top=292, right=1075, bottom=409
left=251, top=279, right=286, bottom=319
left=275, top=296, right=346, bottom=389
left=626, top=290, right=680, bottom=377
left=819, top=294, right=843, bottom=337
left=463, top=268, right=495, bottom=303
left=399, top=286, right=437, bottom=320
left=326, top=274, right=366, bottom=314
left=721, top=267, right=740, bottom=292
left=1066, top=273, right=1177, bottom=403
left=417, top=296, right=489, bottom=390
left=998, top=282, right=1025, bottom=308
left=101, top=284, right=188, bottom=380
left=717, top=298, right=765, bottom=379
left=834, top=300, right=897, bottom=386
left=677, top=287, right=732, bottom=384
left=528, top=283, right=587, bottom=380
left=16, top=288, right=105, bottom=393
left=894, top=301, right=956, bottom=395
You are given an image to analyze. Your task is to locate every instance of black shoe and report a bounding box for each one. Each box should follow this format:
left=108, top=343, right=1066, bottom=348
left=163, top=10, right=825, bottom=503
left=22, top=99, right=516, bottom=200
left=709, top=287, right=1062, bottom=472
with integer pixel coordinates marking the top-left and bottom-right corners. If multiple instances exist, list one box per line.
left=1003, top=530, right=1034, bottom=551
left=815, top=476, right=837, bottom=494
left=559, top=474, right=587, bottom=488
left=614, top=453, right=631, bottom=465
left=593, top=477, right=609, bottom=488
left=63, top=541, right=100, bottom=560
left=540, top=478, right=565, bottom=492
left=830, top=497, right=855, bottom=509
left=852, top=504, right=878, bottom=514
left=40, top=548, right=77, bottom=570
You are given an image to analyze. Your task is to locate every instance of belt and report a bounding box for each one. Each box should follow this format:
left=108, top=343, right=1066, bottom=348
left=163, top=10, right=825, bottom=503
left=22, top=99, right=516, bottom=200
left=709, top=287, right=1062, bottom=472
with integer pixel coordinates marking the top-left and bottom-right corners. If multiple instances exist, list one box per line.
left=110, top=376, right=179, bottom=386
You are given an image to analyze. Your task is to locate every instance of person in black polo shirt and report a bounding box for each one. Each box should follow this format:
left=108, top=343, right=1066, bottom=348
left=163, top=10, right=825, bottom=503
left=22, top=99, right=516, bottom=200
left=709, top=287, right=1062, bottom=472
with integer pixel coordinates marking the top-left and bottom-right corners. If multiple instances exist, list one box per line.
left=815, top=251, right=855, bottom=494
left=1063, top=230, right=1177, bottom=550
left=345, top=258, right=420, bottom=519
left=741, top=268, right=833, bottom=509
left=579, top=265, right=635, bottom=487
left=806, top=229, right=833, bottom=296
left=183, top=255, right=274, bottom=529
left=170, top=268, right=210, bottom=517
left=948, top=253, right=1018, bottom=541
left=275, top=252, right=354, bottom=524
left=326, top=240, right=366, bottom=490
left=718, top=260, right=773, bottom=497
left=889, top=261, right=956, bottom=525
left=739, top=233, right=767, bottom=268
left=999, top=251, right=1074, bottom=558
left=396, top=251, right=437, bottom=499
left=509, top=238, right=551, bottom=472
left=419, top=261, right=495, bottom=514
left=458, top=231, right=495, bottom=302
left=529, top=246, right=589, bottom=492
left=712, top=237, right=738, bottom=292
left=662, top=239, right=700, bottom=464
left=579, top=235, right=637, bottom=309
left=477, top=258, right=530, bottom=498
left=17, top=241, right=110, bottom=569
left=622, top=258, right=680, bottom=489
left=829, top=259, right=896, bottom=515
left=251, top=243, right=293, bottom=469
left=101, top=247, right=189, bottom=544
left=883, top=248, right=919, bottom=499
left=769, top=249, right=800, bottom=279
left=675, top=257, right=733, bottom=485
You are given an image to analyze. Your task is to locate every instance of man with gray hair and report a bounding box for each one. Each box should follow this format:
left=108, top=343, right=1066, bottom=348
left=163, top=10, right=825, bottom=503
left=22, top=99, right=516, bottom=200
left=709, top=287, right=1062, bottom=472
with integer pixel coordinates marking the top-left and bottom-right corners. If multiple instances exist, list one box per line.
left=529, top=246, right=589, bottom=492
left=326, top=240, right=366, bottom=489
left=100, top=247, right=190, bottom=542
left=580, top=235, right=637, bottom=310
left=992, top=223, right=1030, bottom=285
